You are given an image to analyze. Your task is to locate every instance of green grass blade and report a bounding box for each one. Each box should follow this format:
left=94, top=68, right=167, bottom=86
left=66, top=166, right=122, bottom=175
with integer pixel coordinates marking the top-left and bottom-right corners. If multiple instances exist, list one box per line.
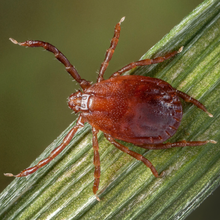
left=1, top=0, right=220, bottom=219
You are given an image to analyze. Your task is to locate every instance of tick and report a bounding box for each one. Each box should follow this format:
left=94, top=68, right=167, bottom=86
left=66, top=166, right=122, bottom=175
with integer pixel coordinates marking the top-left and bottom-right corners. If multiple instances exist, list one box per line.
left=5, top=17, right=216, bottom=201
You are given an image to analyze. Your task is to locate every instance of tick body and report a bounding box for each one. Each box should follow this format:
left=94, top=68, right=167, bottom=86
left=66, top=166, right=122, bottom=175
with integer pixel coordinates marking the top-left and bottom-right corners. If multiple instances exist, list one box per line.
left=6, top=17, right=215, bottom=201
left=81, top=75, right=182, bottom=146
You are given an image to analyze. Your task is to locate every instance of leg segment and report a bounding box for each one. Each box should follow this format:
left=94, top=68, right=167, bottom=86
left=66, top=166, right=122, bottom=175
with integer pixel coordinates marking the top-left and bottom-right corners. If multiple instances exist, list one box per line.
left=97, top=17, right=125, bottom=82
left=92, top=128, right=101, bottom=201
left=140, top=140, right=216, bottom=150
left=4, top=116, right=85, bottom=177
left=110, top=46, right=183, bottom=78
left=176, top=89, right=213, bottom=117
left=105, top=134, right=162, bottom=178
left=9, top=38, right=91, bottom=90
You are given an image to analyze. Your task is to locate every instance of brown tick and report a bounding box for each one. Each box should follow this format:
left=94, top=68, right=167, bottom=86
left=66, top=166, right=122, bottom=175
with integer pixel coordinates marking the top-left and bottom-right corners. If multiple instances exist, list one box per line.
left=5, top=17, right=216, bottom=201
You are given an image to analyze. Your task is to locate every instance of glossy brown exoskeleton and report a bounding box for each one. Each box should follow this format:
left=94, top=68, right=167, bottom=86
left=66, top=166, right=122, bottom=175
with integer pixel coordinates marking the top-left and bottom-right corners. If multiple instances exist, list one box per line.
left=5, top=17, right=215, bottom=201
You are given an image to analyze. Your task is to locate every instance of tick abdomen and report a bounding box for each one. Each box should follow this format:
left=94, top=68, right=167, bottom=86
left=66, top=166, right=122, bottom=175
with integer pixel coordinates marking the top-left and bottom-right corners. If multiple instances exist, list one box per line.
left=85, top=75, right=182, bottom=145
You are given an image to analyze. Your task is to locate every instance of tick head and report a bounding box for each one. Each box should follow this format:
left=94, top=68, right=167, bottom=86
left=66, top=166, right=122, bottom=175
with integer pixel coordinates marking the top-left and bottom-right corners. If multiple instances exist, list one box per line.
left=68, top=91, right=90, bottom=113
left=68, top=91, right=83, bottom=113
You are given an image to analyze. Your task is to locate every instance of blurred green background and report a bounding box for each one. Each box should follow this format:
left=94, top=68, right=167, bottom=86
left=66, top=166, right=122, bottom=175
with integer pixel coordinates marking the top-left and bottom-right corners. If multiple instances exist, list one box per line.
left=0, top=0, right=219, bottom=219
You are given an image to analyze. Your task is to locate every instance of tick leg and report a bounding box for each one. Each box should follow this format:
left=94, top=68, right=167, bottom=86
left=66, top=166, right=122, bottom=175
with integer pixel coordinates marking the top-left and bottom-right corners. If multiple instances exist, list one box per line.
left=140, top=140, right=217, bottom=150
left=97, top=17, right=125, bottom=83
left=176, top=89, right=213, bottom=117
left=92, top=128, right=101, bottom=201
left=110, top=46, right=183, bottom=78
left=4, top=116, right=85, bottom=177
left=105, top=134, right=162, bottom=178
left=9, top=38, right=91, bottom=90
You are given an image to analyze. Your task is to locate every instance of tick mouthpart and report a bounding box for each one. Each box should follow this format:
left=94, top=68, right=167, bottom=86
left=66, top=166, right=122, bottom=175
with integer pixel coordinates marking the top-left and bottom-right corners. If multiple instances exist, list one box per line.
left=68, top=91, right=82, bottom=112
left=68, top=97, right=80, bottom=110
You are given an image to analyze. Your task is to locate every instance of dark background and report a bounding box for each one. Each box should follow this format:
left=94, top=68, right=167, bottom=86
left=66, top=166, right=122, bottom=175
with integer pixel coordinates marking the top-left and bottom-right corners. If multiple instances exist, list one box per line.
left=0, top=1, right=219, bottom=219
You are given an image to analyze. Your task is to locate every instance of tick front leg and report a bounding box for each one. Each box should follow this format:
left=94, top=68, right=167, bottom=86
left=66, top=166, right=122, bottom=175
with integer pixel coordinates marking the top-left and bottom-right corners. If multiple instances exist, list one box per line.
left=92, top=127, right=101, bottom=201
left=110, top=46, right=183, bottom=78
left=97, top=17, right=125, bottom=82
left=9, top=38, right=91, bottom=90
left=4, top=116, right=85, bottom=178
left=104, top=134, right=162, bottom=178
left=176, top=89, right=213, bottom=117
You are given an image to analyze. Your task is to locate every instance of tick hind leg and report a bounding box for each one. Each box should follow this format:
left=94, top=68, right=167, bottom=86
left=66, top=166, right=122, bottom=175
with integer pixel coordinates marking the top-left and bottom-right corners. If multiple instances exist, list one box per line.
left=4, top=116, right=85, bottom=178
left=110, top=46, right=183, bottom=78
left=104, top=134, right=163, bottom=178
left=140, top=140, right=216, bottom=150
left=92, top=128, right=101, bottom=201
left=176, top=89, right=213, bottom=117
left=105, top=135, right=216, bottom=178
